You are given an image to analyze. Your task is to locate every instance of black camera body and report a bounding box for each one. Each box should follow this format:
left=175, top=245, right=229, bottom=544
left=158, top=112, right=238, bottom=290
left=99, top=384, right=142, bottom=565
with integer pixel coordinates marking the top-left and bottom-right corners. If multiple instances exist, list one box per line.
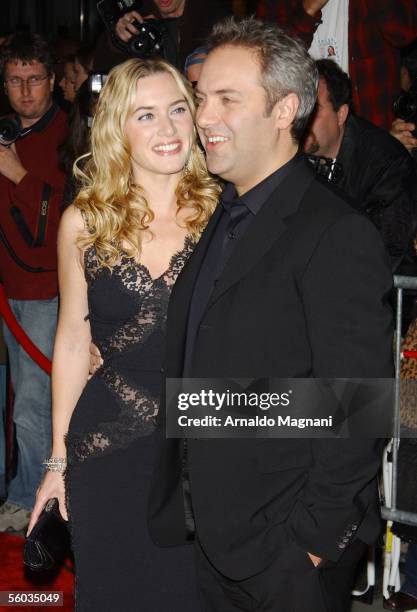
left=0, top=105, right=60, bottom=149
left=97, top=0, right=138, bottom=25
left=97, top=0, right=168, bottom=59
left=393, top=81, right=417, bottom=136
left=128, top=18, right=167, bottom=58
left=0, top=117, right=21, bottom=147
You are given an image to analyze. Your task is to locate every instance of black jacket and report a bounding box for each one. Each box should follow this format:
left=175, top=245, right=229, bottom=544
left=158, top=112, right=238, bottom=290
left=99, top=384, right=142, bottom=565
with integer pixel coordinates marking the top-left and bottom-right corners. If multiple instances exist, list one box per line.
left=149, top=158, right=394, bottom=580
left=336, top=114, right=417, bottom=274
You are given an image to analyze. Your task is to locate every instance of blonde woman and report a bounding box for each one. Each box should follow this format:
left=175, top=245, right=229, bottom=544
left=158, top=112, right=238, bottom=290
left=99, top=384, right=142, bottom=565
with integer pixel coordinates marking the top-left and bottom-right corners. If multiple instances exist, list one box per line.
left=28, top=58, right=220, bottom=610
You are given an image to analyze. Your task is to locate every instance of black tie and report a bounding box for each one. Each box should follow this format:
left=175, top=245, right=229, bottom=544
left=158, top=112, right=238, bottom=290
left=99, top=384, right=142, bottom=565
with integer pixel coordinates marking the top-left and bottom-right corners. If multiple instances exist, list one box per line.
left=220, top=189, right=251, bottom=250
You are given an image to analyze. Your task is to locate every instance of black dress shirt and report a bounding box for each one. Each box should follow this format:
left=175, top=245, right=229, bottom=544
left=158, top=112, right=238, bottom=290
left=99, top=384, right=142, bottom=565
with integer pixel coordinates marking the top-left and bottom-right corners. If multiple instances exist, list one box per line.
left=183, top=154, right=301, bottom=375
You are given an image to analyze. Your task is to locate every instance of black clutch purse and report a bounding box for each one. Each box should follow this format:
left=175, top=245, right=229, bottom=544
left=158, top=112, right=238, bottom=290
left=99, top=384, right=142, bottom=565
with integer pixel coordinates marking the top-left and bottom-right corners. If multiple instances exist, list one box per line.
left=23, top=498, right=71, bottom=571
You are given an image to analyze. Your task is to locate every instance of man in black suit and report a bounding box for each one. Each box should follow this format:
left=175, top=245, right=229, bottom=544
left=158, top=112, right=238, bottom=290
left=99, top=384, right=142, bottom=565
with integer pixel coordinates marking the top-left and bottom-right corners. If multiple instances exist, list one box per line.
left=303, top=58, right=417, bottom=274
left=149, top=17, right=393, bottom=611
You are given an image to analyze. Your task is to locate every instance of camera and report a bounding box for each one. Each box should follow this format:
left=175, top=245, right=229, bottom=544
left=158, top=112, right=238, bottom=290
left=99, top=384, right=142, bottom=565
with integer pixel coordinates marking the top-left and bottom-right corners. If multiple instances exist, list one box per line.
left=0, top=117, right=21, bottom=147
left=97, top=0, right=168, bottom=59
left=128, top=19, right=167, bottom=58
left=97, top=0, right=137, bottom=26
left=393, top=81, right=417, bottom=136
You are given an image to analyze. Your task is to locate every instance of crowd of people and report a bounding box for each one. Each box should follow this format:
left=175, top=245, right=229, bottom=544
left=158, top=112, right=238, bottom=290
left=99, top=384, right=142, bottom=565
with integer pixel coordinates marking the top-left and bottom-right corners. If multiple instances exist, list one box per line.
left=1, top=1, right=417, bottom=611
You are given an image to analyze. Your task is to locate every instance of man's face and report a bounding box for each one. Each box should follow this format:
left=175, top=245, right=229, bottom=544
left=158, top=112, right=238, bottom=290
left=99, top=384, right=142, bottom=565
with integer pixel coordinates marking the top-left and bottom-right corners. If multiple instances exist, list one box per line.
left=303, top=78, right=347, bottom=158
left=196, top=45, right=282, bottom=194
left=59, top=61, right=76, bottom=103
left=400, top=65, right=412, bottom=92
left=153, top=0, right=185, bottom=17
left=73, top=57, right=89, bottom=92
left=4, top=60, right=54, bottom=126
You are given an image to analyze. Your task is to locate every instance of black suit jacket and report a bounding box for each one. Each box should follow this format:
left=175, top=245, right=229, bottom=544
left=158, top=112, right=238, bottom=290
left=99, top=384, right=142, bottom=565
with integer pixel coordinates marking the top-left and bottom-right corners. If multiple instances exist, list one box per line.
left=336, top=114, right=417, bottom=273
left=148, top=159, right=394, bottom=580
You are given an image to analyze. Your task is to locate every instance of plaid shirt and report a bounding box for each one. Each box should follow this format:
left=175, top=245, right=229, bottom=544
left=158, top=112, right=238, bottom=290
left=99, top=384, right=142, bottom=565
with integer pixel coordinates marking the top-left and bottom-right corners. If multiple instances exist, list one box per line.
left=257, top=0, right=417, bottom=130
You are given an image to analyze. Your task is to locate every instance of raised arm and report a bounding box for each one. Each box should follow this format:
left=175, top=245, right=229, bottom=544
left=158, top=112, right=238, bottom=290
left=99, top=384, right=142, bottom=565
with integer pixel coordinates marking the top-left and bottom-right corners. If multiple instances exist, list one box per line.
left=257, top=0, right=328, bottom=47
left=27, top=205, right=91, bottom=532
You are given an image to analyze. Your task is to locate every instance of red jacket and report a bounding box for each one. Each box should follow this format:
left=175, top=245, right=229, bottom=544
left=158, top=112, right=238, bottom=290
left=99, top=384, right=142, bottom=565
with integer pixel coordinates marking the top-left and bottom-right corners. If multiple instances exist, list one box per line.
left=0, top=104, right=67, bottom=300
left=257, top=0, right=417, bottom=130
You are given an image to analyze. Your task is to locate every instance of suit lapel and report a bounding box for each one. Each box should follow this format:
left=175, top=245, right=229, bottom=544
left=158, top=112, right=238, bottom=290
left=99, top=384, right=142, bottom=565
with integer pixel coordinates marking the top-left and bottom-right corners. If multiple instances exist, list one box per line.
left=207, top=159, right=315, bottom=309
left=167, top=158, right=315, bottom=369
left=167, top=204, right=223, bottom=359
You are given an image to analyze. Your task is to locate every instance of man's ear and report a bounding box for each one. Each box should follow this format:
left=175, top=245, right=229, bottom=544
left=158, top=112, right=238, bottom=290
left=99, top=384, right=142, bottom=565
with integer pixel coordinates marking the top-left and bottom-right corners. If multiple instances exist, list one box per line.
left=274, top=92, right=300, bottom=131
left=337, top=103, right=349, bottom=127
left=49, top=72, right=55, bottom=92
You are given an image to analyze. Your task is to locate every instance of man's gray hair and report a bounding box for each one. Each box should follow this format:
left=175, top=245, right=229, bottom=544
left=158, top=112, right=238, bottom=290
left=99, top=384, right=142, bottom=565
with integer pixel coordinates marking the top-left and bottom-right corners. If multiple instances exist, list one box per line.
left=207, top=17, right=318, bottom=142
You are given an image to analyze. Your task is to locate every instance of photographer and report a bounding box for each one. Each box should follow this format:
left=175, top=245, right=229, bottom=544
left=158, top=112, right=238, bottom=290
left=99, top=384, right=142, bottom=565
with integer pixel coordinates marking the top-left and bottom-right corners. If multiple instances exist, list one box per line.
left=0, top=33, right=67, bottom=532
left=303, top=59, right=417, bottom=275
left=391, top=52, right=417, bottom=152
left=95, top=0, right=232, bottom=70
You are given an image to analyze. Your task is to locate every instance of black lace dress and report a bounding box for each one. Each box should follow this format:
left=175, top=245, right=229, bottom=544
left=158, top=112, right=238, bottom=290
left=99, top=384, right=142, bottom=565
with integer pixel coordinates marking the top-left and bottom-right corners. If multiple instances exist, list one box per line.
left=65, top=237, right=199, bottom=612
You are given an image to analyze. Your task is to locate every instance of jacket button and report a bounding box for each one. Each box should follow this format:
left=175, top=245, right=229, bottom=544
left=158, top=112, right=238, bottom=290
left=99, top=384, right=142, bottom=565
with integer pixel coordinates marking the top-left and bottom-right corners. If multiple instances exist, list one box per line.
left=160, top=367, right=165, bottom=373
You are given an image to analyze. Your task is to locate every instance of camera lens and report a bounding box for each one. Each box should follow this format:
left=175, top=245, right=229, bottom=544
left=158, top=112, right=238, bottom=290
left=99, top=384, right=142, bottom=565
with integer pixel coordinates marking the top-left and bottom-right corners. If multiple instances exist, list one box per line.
left=393, top=92, right=417, bottom=122
left=130, top=31, right=153, bottom=55
left=0, top=118, right=20, bottom=146
left=127, top=20, right=165, bottom=59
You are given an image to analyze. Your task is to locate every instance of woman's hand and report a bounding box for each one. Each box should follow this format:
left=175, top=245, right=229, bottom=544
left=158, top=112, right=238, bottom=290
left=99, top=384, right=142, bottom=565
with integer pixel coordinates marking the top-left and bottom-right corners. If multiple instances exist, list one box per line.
left=307, top=551, right=322, bottom=567
left=26, top=470, right=68, bottom=536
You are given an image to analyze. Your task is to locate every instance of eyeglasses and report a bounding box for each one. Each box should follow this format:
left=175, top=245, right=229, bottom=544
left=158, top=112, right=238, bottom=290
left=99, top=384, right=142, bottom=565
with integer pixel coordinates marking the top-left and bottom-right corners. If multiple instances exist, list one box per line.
left=4, top=74, right=50, bottom=88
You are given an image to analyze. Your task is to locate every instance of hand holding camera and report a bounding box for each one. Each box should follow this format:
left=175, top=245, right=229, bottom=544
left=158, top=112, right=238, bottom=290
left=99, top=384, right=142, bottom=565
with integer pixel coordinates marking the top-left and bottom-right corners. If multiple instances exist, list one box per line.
left=97, top=1, right=168, bottom=60
left=390, top=118, right=417, bottom=151
left=0, top=141, right=27, bottom=185
left=115, top=9, right=155, bottom=43
left=393, top=82, right=417, bottom=139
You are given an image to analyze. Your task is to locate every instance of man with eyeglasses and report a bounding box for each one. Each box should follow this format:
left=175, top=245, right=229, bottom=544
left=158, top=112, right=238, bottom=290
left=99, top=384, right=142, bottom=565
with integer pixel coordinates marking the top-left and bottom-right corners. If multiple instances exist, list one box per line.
left=0, top=32, right=67, bottom=532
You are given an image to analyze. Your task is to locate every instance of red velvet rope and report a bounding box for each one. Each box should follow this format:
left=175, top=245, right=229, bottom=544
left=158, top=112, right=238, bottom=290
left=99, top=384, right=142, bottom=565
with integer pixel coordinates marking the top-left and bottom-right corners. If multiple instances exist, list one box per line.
left=2, top=281, right=417, bottom=374
left=0, top=284, right=52, bottom=375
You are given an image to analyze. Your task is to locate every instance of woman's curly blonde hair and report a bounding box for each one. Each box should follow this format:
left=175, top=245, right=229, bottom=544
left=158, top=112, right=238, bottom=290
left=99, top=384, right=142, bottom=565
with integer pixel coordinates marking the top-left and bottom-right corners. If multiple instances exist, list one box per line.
left=73, top=58, right=221, bottom=268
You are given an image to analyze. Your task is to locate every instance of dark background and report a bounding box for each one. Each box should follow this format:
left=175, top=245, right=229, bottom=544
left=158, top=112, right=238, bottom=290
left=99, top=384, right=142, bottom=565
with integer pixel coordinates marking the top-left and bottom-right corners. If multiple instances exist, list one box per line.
left=0, top=0, right=104, bottom=43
